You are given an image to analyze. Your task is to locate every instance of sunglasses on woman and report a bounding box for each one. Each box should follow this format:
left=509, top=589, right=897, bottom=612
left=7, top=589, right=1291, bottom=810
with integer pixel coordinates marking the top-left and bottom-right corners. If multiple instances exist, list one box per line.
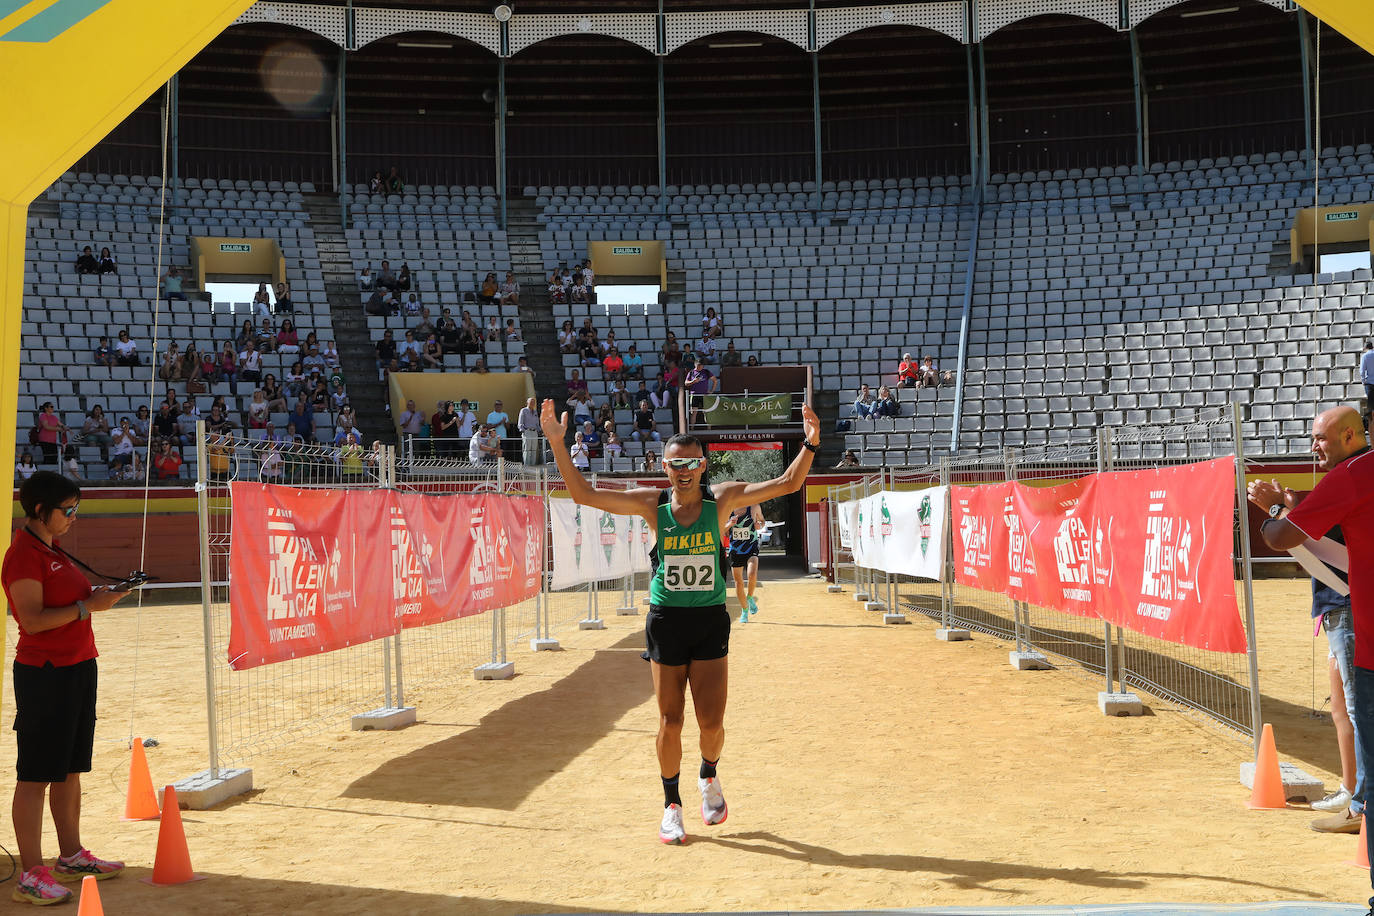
left=59, top=504, right=79, bottom=518
left=664, top=457, right=705, bottom=471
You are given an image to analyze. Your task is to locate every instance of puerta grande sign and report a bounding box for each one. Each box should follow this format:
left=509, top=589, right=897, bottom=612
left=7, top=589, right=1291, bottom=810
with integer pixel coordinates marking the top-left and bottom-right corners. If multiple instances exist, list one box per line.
left=703, top=394, right=792, bottom=426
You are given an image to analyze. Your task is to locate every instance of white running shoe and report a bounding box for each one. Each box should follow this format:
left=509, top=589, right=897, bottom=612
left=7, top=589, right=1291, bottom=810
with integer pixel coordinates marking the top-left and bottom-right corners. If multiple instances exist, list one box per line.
left=1312, top=786, right=1354, bottom=813
left=699, top=775, right=728, bottom=826
left=659, top=803, right=686, bottom=845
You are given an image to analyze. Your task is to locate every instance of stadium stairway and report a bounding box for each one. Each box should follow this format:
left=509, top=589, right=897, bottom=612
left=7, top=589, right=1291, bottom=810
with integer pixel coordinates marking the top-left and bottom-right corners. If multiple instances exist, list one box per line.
left=507, top=197, right=568, bottom=408
left=303, top=194, right=393, bottom=444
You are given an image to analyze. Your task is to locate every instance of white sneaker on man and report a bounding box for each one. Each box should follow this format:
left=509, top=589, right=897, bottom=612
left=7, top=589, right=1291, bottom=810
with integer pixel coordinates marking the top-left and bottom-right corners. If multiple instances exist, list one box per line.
left=1313, top=786, right=1354, bottom=813
left=699, top=776, right=728, bottom=826
left=658, top=804, right=686, bottom=845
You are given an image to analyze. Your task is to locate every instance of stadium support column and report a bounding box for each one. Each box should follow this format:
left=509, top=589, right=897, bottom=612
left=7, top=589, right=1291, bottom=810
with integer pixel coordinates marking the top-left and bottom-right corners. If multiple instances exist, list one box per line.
left=1298, top=10, right=1314, bottom=165
left=811, top=52, right=822, bottom=208
left=167, top=75, right=179, bottom=217
left=1129, top=29, right=1146, bottom=176
left=657, top=55, right=667, bottom=203
left=965, top=43, right=979, bottom=187
left=337, top=48, right=348, bottom=227
left=498, top=59, right=508, bottom=232
left=976, top=43, right=990, bottom=185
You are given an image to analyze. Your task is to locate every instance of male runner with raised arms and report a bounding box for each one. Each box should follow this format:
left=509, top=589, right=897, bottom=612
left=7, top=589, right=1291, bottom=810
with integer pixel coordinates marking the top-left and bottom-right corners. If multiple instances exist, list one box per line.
left=727, top=502, right=765, bottom=623
left=540, top=399, right=820, bottom=844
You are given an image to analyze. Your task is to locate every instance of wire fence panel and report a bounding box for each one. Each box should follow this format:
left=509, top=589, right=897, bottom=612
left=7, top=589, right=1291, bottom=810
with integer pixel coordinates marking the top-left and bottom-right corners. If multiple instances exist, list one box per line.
left=868, top=404, right=1260, bottom=745
left=199, top=431, right=395, bottom=771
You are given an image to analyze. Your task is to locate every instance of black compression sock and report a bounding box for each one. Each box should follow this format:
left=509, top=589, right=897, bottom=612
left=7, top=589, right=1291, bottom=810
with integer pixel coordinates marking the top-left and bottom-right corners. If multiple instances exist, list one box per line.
left=663, top=773, right=682, bottom=808
left=700, top=757, right=718, bottom=780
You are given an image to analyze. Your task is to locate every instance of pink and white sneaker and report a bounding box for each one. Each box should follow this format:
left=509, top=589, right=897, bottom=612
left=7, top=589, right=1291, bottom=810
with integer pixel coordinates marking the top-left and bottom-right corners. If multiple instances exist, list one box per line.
left=699, top=776, right=728, bottom=825
left=659, top=803, right=686, bottom=845
left=53, top=848, right=124, bottom=882
left=11, top=866, right=72, bottom=906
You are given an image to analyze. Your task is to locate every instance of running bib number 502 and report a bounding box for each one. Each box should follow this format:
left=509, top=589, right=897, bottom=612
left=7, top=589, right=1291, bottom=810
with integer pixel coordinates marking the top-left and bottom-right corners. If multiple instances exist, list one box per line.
left=664, top=555, right=715, bottom=591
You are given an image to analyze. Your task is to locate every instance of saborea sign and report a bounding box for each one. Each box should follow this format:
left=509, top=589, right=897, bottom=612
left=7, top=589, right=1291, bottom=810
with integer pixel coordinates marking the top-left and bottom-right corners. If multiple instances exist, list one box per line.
left=703, top=394, right=792, bottom=426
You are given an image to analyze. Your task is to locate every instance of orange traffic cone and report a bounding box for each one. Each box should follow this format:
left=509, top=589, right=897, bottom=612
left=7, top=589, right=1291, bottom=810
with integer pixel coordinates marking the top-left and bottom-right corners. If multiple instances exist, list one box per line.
left=123, top=739, right=159, bottom=821
left=1247, top=723, right=1287, bottom=809
left=76, top=876, right=103, bottom=915
left=141, top=786, right=204, bottom=886
left=1352, top=815, right=1370, bottom=869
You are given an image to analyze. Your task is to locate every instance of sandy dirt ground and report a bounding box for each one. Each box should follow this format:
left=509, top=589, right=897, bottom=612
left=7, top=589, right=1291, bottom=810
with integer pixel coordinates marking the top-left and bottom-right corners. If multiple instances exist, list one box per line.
left=0, top=571, right=1366, bottom=914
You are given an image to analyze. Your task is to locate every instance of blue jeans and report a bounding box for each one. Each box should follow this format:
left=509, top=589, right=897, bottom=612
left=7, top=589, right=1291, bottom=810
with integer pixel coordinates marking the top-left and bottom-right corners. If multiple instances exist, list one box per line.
left=854, top=401, right=874, bottom=419
left=1325, top=605, right=1364, bottom=814
left=1352, top=665, right=1374, bottom=898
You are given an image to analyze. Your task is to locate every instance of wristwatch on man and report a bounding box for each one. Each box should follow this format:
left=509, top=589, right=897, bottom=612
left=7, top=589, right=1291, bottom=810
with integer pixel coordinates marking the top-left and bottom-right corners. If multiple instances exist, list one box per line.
left=1268, top=503, right=1283, bottom=519
left=76, top=600, right=90, bottom=621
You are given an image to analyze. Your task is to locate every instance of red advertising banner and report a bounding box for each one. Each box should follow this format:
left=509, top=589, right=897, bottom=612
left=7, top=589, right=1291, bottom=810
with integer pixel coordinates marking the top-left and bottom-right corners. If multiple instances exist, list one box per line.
left=948, top=457, right=1245, bottom=653
left=951, top=482, right=1009, bottom=593
left=1007, top=477, right=1099, bottom=618
left=1093, top=457, right=1245, bottom=653
left=229, top=485, right=545, bottom=669
left=228, top=484, right=396, bottom=670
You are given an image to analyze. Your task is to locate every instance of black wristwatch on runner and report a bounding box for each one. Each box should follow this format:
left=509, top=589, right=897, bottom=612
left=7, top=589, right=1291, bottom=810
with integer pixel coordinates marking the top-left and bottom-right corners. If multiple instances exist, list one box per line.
left=801, top=440, right=819, bottom=453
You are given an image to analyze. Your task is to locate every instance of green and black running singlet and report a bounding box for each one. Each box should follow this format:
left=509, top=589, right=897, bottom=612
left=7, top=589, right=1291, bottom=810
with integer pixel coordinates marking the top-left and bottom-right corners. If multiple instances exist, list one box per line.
left=649, top=486, right=728, bottom=606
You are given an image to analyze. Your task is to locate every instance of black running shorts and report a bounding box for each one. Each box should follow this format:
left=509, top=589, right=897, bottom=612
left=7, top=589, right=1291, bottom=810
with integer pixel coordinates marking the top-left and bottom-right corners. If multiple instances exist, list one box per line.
left=12, top=659, right=97, bottom=783
left=643, top=604, right=730, bottom=667
left=728, top=546, right=758, bottom=568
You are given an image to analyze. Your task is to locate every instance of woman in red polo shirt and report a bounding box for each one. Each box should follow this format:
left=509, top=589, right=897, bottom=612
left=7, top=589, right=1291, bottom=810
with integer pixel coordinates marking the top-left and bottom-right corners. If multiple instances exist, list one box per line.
left=3, top=472, right=131, bottom=905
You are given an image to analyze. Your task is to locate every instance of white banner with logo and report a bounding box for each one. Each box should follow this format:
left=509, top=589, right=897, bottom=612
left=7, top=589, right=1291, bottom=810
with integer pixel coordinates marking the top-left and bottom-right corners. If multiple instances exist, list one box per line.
left=549, top=498, right=652, bottom=590
left=841, top=487, right=947, bottom=580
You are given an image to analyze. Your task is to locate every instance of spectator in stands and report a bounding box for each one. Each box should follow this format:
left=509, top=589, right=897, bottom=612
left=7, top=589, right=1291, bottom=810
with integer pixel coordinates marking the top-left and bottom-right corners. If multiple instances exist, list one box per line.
left=401, top=292, right=421, bottom=317
left=309, top=379, right=331, bottom=412
left=566, top=368, right=587, bottom=397
left=252, top=283, right=272, bottom=319
left=235, top=320, right=255, bottom=353
left=580, top=258, right=594, bottom=287
left=1361, top=342, right=1374, bottom=407
left=455, top=400, right=478, bottom=440
left=175, top=401, right=199, bottom=449
left=652, top=365, right=677, bottom=410
left=397, top=264, right=412, bottom=293
left=684, top=358, right=717, bottom=425
left=246, top=390, right=269, bottom=430
left=239, top=340, right=262, bottom=385
left=702, top=307, right=724, bottom=340
left=622, top=344, right=644, bottom=380
left=358, top=266, right=374, bottom=291
left=853, top=384, right=876, bottom=420
left=471, top=358, right=490, bottom=375
left=478, top=272, right=499, bottom=304
left=157, top=344, right=184, bottom=383
left=413, top=308, right=438, bottom=342
left=516, top=355, right=534, bottom=377
left=151, top=402, right=178, bottom=449
left=321, top=340, right=339, bottom=369
left=339, top=433, right=366, bottom=481
left=130, top=405, right=150, bottom=446
left=75, top=246, right=99, bottom=274
left=633, top=401, right=661, bottom=442
left=274, top=282, right=293, bottom=314
left=386, top=167, right=404, bottom=192
left=288, top=399, right=315, bottom=441
left=459, top=311, right=483, bottom=353
left=595, top=403, right=616, bottom=433
left=897, top=353, right=920, bottom=389
left=499, top=271, right=520, bottom=307
left=152, top=440, right=182, bottom=481
left=93, top=336, right=114, bottom=368
left=284, top=361, right=306, bottom=398
left=504, top=319, right=520, bottom=342
left=834, top=450, right=861, bottom=469
left=198, top=347, right=217, bottom=384
left=484, top=316, right=501, bottom=343
left=568, top=390, right=596, bottom=426
left=632, top=377, right=651, bottom=406
left=15, top=452, right=36, bottom=483
left=276, top=320, right=299, bottom=356
left=720, top=342, right=741, bottom=369
left=109, top=418, right=139, bottom=479
left=581, top=422, right=601, bottom=458
left=206, top=404, right=233, bottom=437
left=518, top=398, right=540, bottom=465
left=603, top=430, right=624, bottom=469
left=579, top=335, right=601, bottom=369
left=470, top=423, right=500, bottom=465
left=218, top=342, right=237, bottom=392
left=81, top=406, right=111, bottom=461
left=162, top=266, right=186, bottom=302
left=374, top=329, right=396, bottom=377
left=548, top=271, right=567, bottom=305
left=746, top=355, right=760, bottom=367
left=34, top=403, right=65, bottom=466
left=874, top=385, right=899, bottom=418
left=399, top=347, right=421, bottom=373
left=919, top=356, right=952, bottom=388
left=438, top=318, right=462, bottom=357
left=62, top=446, right=81, bottom=482
left=97, top=247, right=117, bottom=275
left=569, top=430, right=591, bottom=471
left=262, top=375, right=288, bottom=413
left=260, top=442, right=284, bottom=482
left=558, top=320, right=577, bottom=353
left=661, top=332, right=681, bottom=367
left=376, top=260, right=399, bottom=293
left=486, top=401, right=509, bottom=441
left=696, top=332, right=717, bottom=365
left=398, top=400, right=423, bottom=440
left=369, top=171, right=385, bottom=194
left=610, top=379, right=632, bottom=410
left=255, top=318, right=278, bottom=354
left=114, top=329, right=139, bottom=367
left=330, top=380, right=348, bottom=412
left=570, top=272, right=589, bottom=304
left=422, top=335, right=444, bottom=372
left=603, top=347, right=625, bottom=381
left=398, top=330, right=421, bottom=367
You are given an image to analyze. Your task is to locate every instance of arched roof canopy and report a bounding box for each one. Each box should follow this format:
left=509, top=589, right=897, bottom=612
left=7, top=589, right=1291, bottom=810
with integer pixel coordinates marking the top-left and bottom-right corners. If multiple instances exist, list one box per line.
left=818, top=25, right=970, bottom=181
left=981, top=14, right=1134, bottom=175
